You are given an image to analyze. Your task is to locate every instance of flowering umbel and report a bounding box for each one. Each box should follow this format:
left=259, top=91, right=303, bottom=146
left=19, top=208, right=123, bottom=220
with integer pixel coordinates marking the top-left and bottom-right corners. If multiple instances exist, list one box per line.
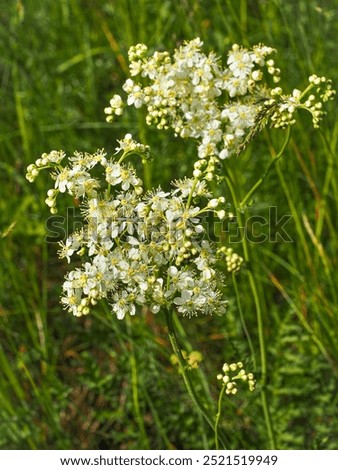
left=105, top=39, right=335, bottom=159
left=26, top=135, right=231, bottom=320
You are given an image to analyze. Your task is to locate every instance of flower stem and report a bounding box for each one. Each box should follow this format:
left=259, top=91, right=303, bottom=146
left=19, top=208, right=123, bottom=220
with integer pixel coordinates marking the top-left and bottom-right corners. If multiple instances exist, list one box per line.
left=138, top=109, right=152, bottom=190
left=186, top=177, right=199, bottom=210
left=299, top=82, right=314, bottom=101
left=214, top=384, right=227, bottom=450
left=232, top=272, right=257, bottom=370
left=224, top=171, right=276, bottom=449
left=126, top=316, right=150, bottom=449
left=239, top=126, right=291, bottom=210
left=164, top=308, right=228, bottom=449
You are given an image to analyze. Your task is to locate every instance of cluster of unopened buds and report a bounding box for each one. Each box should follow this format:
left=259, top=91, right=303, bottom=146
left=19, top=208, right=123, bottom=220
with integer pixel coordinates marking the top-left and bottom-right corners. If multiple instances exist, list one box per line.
left=105, top=38, right=335, bottom=158
left=218, top=247, right=244, bottom=273
left=217, top=362, right=255, bottom=395
left=265, top=74, right=335, bottom=129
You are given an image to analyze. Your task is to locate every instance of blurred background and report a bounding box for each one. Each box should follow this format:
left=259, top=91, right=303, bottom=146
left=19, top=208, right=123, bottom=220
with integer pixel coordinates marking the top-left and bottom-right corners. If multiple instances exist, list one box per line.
left=0, top=0, right=337, bottom=449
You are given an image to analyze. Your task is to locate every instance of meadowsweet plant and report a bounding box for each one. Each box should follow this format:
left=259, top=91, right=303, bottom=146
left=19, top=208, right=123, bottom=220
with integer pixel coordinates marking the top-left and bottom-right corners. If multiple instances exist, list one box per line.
left=105, top=38, right=334, bottom=158
left=26, top=38, right=334, bottom=450
left=26, top=134, right=229, bottom=320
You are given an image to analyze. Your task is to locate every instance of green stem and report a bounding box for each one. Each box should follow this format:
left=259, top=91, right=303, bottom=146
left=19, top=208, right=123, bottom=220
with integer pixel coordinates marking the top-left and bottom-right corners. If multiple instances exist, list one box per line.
left=215, top=384, right=227, bottom=450
left=315, top=128, right=337, bottom=239
left=138, top=109, right=152, bottom=190
left=173, top=315, right=215, bottom=412
left=232, top=272, right=257, bottom=370
left=164, top=309, right=228, bottom=449
left=240, top=0, right=247, bottom=36
left=239, top=127, right=291, bottom=210
left=13, top=63, right=31, bottom=161
left=126, top=317, right=150, bottom=449
left=186, top=177, right=199, bottom=210
left=299, top=82, right=315, bottom=101
left=142, top=385, right=173, bottom=449
left=275, top=160, right=313, bottom=269
left=224, top=171, right=276, bottom=449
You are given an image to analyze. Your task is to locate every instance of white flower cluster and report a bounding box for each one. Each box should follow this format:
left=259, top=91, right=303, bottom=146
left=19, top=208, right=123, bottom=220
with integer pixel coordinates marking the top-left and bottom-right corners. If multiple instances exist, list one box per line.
left=217, top=361, right=255, bottom=395
left=105, top=39, right=335, bottom=158
left=27, top=135, right=229, bottom=320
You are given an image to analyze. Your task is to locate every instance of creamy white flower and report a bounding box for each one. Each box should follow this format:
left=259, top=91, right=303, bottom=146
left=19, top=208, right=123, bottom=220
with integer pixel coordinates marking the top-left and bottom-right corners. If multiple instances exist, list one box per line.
left=28, top=139, right=232, bottom=319
left=58, top=235, right=82, bottom=263
left=228, top=49, right=254, bottom=79
left=103, top=40, right=335, bottom=159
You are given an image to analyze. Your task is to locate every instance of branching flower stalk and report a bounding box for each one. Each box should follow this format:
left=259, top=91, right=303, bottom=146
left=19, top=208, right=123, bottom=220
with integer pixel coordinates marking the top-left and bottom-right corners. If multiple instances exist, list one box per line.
left=215, top=362, right=256, bottom=450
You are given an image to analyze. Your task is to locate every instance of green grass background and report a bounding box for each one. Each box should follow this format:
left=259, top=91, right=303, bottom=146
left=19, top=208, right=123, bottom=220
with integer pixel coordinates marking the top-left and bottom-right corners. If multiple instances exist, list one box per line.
left=0, top=0, right=337, bottom=449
